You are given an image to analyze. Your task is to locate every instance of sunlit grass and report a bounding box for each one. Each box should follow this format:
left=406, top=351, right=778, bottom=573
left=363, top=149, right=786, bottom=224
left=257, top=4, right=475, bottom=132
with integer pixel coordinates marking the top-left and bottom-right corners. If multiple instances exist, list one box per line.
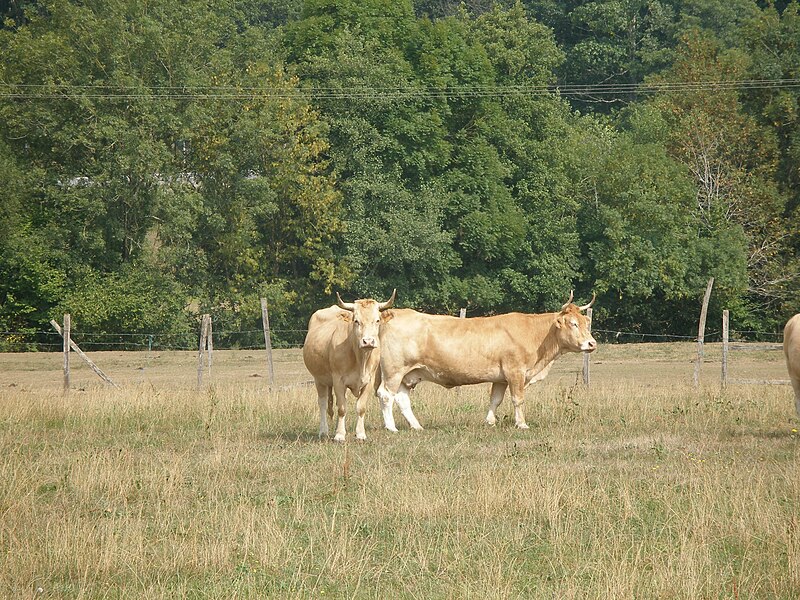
left=1, top=348, right=798, bottom=598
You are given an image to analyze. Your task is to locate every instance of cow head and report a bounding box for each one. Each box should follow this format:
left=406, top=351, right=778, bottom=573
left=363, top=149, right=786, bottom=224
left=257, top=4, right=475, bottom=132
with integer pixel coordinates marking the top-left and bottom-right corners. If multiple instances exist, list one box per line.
left=337, top=289, right=397, bottom=349
left=555, top=291, right=597, bottom=353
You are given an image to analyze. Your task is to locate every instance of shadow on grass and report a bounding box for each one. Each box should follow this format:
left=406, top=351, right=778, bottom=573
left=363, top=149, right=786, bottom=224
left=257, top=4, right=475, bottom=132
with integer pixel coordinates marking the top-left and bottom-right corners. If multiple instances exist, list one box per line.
left=721, top=426, right=799, bottom=440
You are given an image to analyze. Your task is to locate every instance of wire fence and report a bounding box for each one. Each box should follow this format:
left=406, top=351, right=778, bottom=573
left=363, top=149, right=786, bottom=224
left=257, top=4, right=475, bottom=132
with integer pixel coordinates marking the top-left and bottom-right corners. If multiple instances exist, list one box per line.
left=589, top=328, right=784, bottom=345
left=0, top=328, right=309, bottom=352
left=0, top=325, right=785, bottom=353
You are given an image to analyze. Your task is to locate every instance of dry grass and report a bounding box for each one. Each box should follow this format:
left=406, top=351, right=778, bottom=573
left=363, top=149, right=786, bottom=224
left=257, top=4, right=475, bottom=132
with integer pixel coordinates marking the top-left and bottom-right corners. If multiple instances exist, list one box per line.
left=1, top=345, right=798, bottom=598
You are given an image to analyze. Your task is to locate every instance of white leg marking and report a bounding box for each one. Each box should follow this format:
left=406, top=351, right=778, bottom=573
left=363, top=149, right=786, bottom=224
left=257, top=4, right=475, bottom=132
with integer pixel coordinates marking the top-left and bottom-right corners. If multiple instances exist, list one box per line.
left=378, top=384, right=398, bottom=432
left=396, top=384, right=423, bottom=430
left=355, top=414, right=367, bottom=441
left=485, top=382, right=507, bottom=426
left=334, top=416, right=347, bottom=442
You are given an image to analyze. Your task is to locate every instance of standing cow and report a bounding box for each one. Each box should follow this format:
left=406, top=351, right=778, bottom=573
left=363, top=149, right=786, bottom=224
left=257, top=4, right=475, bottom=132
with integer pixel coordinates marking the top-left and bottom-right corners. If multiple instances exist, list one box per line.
left=303, top=290, right=396, bottom=442
left=785, top=313, right=800, bottom=418
left=378, top=292, right=596, bottom=431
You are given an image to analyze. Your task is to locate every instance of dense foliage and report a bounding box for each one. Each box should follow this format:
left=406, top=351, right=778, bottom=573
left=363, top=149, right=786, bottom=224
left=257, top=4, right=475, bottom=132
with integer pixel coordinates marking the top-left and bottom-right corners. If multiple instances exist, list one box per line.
left=1, top=0, right=798, bottom=347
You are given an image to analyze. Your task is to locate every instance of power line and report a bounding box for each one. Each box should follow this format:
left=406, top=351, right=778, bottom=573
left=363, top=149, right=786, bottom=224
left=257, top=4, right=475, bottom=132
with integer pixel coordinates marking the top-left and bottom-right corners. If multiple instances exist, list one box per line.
left=1, top=78, right=798, bottom=101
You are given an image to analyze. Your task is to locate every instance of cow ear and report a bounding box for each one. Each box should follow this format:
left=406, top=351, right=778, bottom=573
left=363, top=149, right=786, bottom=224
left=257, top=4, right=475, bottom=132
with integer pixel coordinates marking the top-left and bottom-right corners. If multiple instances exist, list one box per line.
left=381, top=310, right=394, bottom=323
left=555, top=315, right=565, bottom=329
left=338, top=312, right=352, bottom=323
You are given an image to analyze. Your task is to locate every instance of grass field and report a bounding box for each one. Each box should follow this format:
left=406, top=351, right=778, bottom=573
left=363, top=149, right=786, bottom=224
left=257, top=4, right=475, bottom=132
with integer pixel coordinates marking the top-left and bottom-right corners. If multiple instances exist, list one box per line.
left=1, top=344, right=798, bottom=598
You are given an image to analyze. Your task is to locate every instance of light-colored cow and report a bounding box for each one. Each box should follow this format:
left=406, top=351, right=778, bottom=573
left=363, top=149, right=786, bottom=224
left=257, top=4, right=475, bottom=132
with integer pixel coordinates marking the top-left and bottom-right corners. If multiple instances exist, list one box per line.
left=378, top=292, right=596, bottom=431
left=784, top=313, right=800, bottom=418
left=302, top=290, right=396, bottom=442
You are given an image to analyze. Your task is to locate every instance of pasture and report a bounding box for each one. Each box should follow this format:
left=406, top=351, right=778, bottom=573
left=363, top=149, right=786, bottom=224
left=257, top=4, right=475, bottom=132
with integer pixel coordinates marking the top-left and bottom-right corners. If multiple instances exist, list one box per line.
left=1, top=344, right=799, bottom=598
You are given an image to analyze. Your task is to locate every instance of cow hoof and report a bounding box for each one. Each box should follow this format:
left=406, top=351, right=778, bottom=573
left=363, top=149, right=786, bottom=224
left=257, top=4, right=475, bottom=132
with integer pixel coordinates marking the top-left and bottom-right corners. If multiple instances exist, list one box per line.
left=385, top=426, right=399, bottom=433
left=411, top=424, right=424, bottom=431
left=333, top=435, right=346, bottom=443
left=485, top=418, right=496, bottom=426
left=356, top=434, right=367, bottom=442
left=516, top=423, right=530, bottom=430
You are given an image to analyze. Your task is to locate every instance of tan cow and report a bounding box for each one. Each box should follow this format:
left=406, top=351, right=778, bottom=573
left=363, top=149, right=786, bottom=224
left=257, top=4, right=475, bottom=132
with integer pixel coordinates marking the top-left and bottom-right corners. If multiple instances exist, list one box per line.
left=302, top=290, right=396, bottom=442
left=377, top=292, right=596, bottom=431
left=784, top=313, right=800, bottom=418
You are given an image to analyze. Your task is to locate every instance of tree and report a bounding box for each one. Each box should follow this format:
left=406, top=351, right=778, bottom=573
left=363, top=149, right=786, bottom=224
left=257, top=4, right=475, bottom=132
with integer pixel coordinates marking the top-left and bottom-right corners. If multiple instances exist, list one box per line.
left=567, top=110, right=748, bottom=333
left=739, top=1, right=800, bottom=317
left=524, top=0, right=679, bottom=112
left=649, top=30, right=794, bottom=323
left=0, top=0, right=347, bottom=335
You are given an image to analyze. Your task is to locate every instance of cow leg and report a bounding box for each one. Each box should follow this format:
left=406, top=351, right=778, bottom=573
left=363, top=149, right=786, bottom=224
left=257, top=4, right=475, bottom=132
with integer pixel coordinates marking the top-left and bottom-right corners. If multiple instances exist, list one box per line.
left=485, top=382, right=508, bottom=426
left=315, top=382, right=332, bottom=439
left=508, top=378, right=529, bottom=429
left=395, top=383, right=423, bottom=430
left=377, top=382, right=399, bottom=432
left=792, top=376, right=800, bottom=419
left=332, top=381, right=348, bottom=443
left=354, top=386, right=371, bottom=441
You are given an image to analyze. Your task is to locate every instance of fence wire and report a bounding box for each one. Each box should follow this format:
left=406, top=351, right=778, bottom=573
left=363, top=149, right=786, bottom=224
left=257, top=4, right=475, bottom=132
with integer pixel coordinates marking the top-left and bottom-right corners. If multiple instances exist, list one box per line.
left=0, top=329, right=307, bottom=352
left=0, top=324, right=785, bottom=353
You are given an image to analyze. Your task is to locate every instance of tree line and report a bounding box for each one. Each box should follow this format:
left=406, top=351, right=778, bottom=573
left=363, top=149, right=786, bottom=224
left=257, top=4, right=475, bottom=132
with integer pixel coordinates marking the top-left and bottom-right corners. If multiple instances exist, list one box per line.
left=1, top=0, right=798, bottom=349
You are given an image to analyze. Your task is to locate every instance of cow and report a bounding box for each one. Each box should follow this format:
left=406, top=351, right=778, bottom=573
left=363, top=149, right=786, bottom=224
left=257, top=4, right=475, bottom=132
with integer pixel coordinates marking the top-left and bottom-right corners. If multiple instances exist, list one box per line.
left=784, top=313, right=800, bottom=418
left=377, top=292, right=596, bottom=431
left=302, top=290, right=396, bottom=442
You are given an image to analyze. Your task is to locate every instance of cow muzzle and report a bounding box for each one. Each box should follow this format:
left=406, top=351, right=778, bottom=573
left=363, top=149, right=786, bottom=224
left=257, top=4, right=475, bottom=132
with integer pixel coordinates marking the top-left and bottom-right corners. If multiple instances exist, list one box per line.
left=581, top=338, right=597, bottom=352
left=360, top=337, right=378, bottom=349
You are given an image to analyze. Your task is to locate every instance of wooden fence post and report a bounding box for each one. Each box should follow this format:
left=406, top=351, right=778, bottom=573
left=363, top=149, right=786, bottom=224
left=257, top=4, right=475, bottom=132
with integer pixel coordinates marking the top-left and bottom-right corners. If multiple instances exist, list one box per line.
left=583, top=307, right=593, bottom=386
left=206, top=315, right=213, bottom=377
left=261, top=298, right=275, bottom=386
left=694, top=277, right=714, bottom=387
left=197, top=314, right=210, bottom=389
left=50, top=319, right=118, bottom=388
left=721, top=309, right=729, bottom=388
left=63, top=313, right=70, bottom=393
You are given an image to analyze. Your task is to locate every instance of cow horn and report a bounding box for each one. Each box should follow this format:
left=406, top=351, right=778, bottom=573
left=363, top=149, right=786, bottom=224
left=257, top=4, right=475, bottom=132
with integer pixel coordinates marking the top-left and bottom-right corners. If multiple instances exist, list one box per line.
left=336, top=292, right=355, bottom=312
left=579, top=293, right=596, bottom=311
left=378, top=288, right=397, bottom=311
left=560, top=290, right=574, bottom=311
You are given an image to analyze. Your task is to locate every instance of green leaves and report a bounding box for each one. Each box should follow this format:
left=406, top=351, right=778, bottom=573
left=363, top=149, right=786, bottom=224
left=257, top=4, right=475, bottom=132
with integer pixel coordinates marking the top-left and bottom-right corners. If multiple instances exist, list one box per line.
left=1, top=0, right=798, bottom=337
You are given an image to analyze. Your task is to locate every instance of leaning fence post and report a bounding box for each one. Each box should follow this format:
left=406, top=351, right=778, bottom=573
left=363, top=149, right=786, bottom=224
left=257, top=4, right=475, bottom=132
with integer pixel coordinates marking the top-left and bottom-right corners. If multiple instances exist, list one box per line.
left=50, top=319, right=118, bottom=388
left=261, top=298, right=275, bottom=386
left=583, top=307, right=593, bottom=386
left=63, top=313, right=71, bottom=393
left=721, top=309, right=729, bottom=388
left=694, top=277, right=714, bottom=388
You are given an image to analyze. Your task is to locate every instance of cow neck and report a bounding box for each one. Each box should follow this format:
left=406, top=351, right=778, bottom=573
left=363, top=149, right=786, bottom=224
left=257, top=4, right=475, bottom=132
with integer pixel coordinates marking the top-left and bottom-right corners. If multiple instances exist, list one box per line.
left=530, top=312, right=563, bottom=367
left=351, top=335, right=377, bottom=384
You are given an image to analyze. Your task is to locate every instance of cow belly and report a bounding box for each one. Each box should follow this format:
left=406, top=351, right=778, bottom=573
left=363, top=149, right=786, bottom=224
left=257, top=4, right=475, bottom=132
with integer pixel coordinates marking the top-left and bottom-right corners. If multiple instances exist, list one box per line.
left=402, top=364, right=502, bottom=388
